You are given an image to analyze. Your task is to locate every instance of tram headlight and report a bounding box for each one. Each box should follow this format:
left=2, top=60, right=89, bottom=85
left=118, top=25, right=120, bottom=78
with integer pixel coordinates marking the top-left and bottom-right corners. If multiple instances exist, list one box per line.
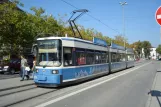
left=52, top=70, right=59, bottom=74
left=36, top=69, right=39, bottom=73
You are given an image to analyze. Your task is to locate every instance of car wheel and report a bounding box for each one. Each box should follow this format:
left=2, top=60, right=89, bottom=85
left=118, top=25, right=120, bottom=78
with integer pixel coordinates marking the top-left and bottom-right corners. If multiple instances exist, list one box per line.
left=10, top=69, right=15, bottom=74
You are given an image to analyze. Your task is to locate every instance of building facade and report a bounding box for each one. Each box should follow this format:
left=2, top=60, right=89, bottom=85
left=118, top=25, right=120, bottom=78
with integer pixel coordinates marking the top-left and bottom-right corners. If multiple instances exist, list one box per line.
left=150, top=47, right=157, bottom=59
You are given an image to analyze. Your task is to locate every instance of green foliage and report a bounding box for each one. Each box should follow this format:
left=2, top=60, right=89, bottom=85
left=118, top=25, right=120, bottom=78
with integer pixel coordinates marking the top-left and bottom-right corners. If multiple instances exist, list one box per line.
left=0, top=2, right=62, bottom=54
left=130, top=40, right=151, bottom=58
left=0, top=1, right=28, bottom=53
left=142, top=41, right=151, bottom=58
left=156, top=45, right=161, bottom=55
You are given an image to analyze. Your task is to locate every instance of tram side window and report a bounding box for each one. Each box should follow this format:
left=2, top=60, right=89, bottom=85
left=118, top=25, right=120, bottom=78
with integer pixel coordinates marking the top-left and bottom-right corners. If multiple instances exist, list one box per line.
left=112, top=53, right=117, bottom=62
left=127, top=54, right=134, bottom=61
left=76, top=49, right=86, bottom=65
left=127, top=54, right=130, bottom=61
left=86, top=50, right=95, bottom=65
left=95, top=52, right=102, bottom=64
left=117, top=53, right=121, bottom=62
left=131, top=55, right=134, bottom=61
left=122, top=54, right=126, bottom=61
left=119, top=53, right=125, bottom=62
left=102, top=52, right=107, bottom=63
left=64, top=48, right=73, bottom=66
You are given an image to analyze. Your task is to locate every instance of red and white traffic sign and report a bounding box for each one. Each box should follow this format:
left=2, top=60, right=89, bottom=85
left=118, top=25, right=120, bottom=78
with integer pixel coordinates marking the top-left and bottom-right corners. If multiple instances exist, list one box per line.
left=156, top=6, right=161, bottom=26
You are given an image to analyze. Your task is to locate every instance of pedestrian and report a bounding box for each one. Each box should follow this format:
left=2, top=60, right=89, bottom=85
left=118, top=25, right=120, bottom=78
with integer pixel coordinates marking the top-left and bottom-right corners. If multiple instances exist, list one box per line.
left=20, top=55, right=29, bottom=81
left=32, top=56, right=36, bottom=78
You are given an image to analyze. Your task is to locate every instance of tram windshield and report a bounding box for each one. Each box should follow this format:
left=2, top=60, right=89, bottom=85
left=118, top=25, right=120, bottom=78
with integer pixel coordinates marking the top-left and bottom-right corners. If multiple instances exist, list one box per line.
left=37, top=39, right=62, bottom=67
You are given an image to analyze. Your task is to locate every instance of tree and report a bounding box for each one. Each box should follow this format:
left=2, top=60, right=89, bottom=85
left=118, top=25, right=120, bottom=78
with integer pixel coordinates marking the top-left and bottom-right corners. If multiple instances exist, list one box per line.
left=0, top=2, right=62, bottom=55
left=156, top=45, right=161, bottom=55
left=0, top=0, right=29, bottom=54
left=142, top=41, right=151, bottom=58
left=130, top=41, right=142, bottom=58
left=130, top=40, right=152, bottom=58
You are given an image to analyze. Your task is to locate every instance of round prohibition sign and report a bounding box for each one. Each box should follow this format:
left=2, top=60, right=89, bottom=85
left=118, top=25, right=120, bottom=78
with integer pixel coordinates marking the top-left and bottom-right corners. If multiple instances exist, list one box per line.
left=156, top=6, right=161, bottom=26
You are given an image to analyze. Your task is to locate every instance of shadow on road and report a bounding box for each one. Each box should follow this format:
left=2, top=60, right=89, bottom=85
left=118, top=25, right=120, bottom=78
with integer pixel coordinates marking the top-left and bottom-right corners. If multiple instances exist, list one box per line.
left=149, top=90, right=161, bottom=107
left=157, top=70, right=161, bottom=72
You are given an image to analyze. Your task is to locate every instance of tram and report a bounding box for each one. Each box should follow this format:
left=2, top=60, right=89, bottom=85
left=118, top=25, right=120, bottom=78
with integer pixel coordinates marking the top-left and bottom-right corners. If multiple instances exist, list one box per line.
left=33, top=37, right=134, bottom=87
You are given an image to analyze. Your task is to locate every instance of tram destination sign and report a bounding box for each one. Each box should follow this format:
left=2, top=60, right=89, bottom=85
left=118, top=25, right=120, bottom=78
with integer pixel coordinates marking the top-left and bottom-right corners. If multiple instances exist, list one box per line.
left=93, top=37, right=108, bottom=46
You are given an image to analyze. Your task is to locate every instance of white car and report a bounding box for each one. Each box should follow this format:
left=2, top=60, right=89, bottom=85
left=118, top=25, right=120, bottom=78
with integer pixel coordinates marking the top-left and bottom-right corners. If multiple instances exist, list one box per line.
left=0, top=66, right=3, bottom=73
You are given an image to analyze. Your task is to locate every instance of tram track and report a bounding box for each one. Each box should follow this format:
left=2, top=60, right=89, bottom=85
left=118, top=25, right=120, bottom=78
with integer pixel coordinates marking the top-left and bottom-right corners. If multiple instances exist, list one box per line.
left=0, top=84, right=36, bottom=97
left=0, top=87, right=58, bottom=107
left=0, top=83, right=34, bottom=92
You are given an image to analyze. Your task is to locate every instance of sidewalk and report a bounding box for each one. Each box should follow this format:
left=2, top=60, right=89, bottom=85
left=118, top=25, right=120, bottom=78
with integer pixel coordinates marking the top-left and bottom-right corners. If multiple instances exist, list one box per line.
left=146, top=69, right=161, bottom=107
left=0, top=75, right=34, bottom=91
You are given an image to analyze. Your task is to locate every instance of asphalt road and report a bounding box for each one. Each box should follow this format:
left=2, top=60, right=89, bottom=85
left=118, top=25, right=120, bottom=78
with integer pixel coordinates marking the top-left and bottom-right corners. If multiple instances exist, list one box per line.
left=0, top=60, right=158, bottom=107
left=0, top=73, right=19, bottom=80
left=40, top=61, right=159, bottom=107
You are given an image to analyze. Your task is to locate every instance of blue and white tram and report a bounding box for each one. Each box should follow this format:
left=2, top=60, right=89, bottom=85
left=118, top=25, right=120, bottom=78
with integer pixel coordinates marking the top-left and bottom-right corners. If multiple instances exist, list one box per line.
left=109, top=43, right=127, bottom=73
left=34, top=37, right=110, bottom=87
left=126, top=48, right=135, bottom=68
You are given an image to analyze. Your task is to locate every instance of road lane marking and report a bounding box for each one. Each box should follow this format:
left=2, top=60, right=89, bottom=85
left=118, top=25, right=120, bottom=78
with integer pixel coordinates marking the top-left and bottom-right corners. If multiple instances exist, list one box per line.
left=35, top=62, right=152, bottom=107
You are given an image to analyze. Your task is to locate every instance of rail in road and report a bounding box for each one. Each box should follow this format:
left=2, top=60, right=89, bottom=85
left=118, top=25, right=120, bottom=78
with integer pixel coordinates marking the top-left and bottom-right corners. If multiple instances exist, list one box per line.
left=0, top=84, right=58, bottom=107
left=0, top=60, right=153, bottom=107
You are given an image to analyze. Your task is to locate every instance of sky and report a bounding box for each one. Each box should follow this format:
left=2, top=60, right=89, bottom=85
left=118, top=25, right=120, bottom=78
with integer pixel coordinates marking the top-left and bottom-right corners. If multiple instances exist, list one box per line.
left=19, top=0, right=161, bottom=47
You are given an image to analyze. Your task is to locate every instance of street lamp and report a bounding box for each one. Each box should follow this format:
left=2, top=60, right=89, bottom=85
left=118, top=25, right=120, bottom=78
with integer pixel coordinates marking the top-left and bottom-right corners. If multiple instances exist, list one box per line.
left=119, top=1, right=127, bottom=48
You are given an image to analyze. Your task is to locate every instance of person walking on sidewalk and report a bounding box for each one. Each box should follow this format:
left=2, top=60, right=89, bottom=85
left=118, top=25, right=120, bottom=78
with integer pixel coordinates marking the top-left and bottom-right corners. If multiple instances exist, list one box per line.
left=20, top=55, right=29, bottom=81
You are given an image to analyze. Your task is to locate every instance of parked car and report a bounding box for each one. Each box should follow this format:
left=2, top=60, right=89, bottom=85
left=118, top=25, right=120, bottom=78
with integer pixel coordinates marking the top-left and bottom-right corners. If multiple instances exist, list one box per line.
left=0, top=66, right=2, bottom=73
left=0, top=59, right=20, bottom=74
left=1, top=55, right=34, bottom=74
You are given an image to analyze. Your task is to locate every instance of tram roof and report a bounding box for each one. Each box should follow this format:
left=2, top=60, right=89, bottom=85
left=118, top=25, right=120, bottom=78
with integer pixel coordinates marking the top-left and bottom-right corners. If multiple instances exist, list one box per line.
left=37, top=37, right=108, bottom=47
left=111, top=43, right=125, bottom=50
left=37, top=37, right=91, bottom=42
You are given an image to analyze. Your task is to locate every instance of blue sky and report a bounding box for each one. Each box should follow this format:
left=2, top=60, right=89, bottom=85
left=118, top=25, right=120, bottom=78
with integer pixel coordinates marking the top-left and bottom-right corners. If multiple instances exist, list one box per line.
left=19, top=0, right=161, bottom=47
